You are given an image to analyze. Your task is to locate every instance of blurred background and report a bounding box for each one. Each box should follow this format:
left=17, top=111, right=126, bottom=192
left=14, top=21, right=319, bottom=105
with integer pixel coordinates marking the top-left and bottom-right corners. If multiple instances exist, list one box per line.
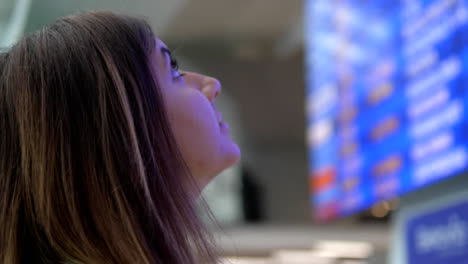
left=3, top=0, right=468, bottom=263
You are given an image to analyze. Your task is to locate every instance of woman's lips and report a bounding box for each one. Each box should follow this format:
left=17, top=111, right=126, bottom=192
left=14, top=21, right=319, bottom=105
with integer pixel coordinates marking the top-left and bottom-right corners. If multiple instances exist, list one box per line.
left=216, top=110, right=229, bottom=133
left=220, top=121, right=230, bottom=133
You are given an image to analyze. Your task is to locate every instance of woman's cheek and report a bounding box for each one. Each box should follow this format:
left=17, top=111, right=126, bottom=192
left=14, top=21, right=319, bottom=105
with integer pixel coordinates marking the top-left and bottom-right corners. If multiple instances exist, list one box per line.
left=168, top=91, right=221, bottom=175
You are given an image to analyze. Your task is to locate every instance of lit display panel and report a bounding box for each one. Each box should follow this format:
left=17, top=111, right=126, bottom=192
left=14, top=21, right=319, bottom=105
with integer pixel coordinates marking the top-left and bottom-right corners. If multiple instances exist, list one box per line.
left=307, top=0, right=468, bottom=220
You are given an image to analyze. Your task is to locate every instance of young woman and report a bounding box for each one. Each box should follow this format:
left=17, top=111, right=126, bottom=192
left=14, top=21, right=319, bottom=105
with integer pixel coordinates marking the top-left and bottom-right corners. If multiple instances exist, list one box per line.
left=0, top=11, right=240, bottom=264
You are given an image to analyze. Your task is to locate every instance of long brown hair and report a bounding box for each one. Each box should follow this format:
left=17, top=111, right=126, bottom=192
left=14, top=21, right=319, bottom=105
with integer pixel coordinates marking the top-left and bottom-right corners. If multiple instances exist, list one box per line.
left=0, top=11, right=216, bottom=264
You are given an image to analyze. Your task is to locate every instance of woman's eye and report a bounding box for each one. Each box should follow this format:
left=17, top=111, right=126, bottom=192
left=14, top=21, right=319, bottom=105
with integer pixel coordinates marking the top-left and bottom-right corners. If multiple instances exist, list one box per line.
left=170, top=57, right=179, bottom=71
left=170, top=57, right=184, bottom=79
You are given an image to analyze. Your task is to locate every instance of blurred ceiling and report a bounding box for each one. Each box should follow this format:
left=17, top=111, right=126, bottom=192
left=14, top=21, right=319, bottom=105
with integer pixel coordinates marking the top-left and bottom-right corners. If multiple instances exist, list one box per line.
left=24, top=0, right=187, bottom=34
left=23, top=0, right=303, bottom=43
left=163, top=0, right=303, bottom=41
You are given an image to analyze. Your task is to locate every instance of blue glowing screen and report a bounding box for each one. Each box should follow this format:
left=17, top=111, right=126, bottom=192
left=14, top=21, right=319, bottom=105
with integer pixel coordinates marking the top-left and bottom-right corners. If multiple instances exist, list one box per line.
left=307, top=0, right=468, bottom=220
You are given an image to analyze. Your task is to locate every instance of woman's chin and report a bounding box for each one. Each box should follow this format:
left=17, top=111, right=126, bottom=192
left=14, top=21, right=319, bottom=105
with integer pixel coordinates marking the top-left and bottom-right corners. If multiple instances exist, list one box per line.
left=223, top=141, right=241, bottom=167
left=201, top=144, right=241, bottom=188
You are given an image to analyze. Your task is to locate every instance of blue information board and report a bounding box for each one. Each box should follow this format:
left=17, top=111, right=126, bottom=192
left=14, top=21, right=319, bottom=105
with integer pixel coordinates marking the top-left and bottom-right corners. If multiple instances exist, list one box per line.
left=406, top=201, right=468, bottom=264
left=307, top=0, right=468, bottom=220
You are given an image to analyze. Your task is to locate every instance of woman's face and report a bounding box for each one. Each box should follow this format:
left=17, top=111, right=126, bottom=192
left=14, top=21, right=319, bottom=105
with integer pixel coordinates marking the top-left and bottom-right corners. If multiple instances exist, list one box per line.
left=151, top=39, right=241, bottom=188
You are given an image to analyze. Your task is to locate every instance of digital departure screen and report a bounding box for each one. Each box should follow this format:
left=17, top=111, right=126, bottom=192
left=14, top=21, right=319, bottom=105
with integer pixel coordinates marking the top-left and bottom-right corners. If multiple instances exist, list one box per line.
left=307, top=0, right=468, bottom=220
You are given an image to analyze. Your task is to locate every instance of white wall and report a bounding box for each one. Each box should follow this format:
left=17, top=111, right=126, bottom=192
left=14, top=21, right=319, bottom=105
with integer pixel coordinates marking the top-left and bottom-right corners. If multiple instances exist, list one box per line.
left=0, top=0, right=32, bottom=48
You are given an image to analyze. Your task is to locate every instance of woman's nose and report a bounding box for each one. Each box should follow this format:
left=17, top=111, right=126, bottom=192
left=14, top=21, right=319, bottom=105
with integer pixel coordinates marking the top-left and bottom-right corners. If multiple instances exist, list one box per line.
left=183, top=72, right=221, bottom=102
left=201, top=76, right=221, bottom=102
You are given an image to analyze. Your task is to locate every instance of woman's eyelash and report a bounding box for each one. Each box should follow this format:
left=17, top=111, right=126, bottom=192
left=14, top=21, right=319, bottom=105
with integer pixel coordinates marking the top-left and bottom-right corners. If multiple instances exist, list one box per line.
left=170, top=57, right=179, bottom=70
left=168, top=53, right=184, bottom=79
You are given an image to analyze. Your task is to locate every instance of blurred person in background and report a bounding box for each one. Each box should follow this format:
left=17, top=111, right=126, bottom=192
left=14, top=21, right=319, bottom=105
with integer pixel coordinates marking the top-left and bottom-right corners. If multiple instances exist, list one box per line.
left=0, top=11, right=240, bottom=264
